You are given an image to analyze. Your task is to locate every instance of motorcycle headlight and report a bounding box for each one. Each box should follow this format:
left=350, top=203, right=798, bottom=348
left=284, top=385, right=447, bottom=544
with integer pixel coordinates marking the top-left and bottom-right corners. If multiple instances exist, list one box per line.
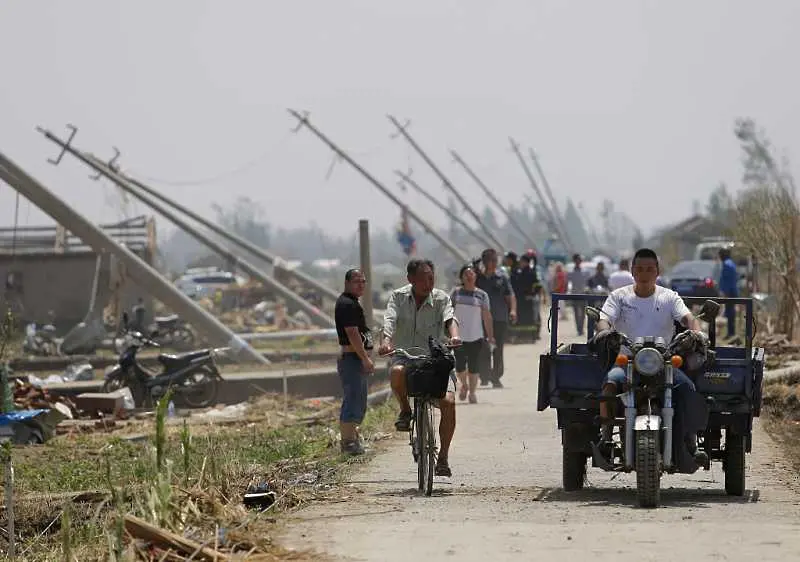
left=634, top=347, right=663, bottom=376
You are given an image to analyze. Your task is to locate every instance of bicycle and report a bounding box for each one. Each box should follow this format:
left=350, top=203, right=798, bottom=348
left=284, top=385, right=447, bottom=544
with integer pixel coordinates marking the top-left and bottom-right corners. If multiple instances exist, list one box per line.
left=381, top=338, right=458, bottom=496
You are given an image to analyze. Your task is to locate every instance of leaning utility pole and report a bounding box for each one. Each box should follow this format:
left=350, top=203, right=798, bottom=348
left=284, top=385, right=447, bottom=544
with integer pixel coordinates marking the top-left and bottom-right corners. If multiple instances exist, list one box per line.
left=37, top=129, right=341, bottom=305
left=37, top=129, right=335, bottom=328
left=288, top=110, right=469, bottom=263
left=528, top=148, right=569, bottom=248
left=394, top=170, right=493, bottom=249
left=91, top=155, right=335, bottom=328
left=509, top=137, right=573, bottom=253
left=0, top=149, right=267, bottom=365
left=387, top=115, right=505, bottom=251
left=450, top=149, right=538, bottom=251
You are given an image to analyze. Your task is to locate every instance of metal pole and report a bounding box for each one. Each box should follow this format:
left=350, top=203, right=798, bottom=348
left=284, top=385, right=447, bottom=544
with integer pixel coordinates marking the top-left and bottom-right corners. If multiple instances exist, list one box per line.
left=358, top=220, right=374, bottom=328
left=510, top=137, right=573, bottom=253
left=528, top=148, right=573, bottom=250
left=395, top=170, right=493, bottom=248
left=0, top=152, right=267, bottom=365
left=80, top=156, right=335, bottom=328
left=35, top=128, right=341, bottom=305
left=387, top=115, right=505, bottom=251
left=288, top=110, right=469, bottom=263
left=450, top=149, right=538, bottom=251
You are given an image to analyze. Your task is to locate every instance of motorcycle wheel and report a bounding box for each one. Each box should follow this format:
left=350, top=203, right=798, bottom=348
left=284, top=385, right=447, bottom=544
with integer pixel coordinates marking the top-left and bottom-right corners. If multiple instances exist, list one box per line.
left=635, top=430, right=661, bottom=508
left=724, top=433, right=746, bottom=496
left=178, top=367, right=219, bottom=409
left=562, top=448, right=587, bottom=491
left=172, top=328, right=196, bottom=351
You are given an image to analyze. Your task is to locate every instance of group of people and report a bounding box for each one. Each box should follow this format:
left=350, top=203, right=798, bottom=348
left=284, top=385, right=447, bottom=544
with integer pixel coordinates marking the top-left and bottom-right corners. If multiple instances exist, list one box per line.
left=331, top=245, right=716, bottom=477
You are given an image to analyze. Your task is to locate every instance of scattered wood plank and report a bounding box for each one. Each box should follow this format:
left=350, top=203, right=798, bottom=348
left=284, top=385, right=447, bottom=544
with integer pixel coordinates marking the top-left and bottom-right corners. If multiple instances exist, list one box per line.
left=123, top=514, right=229, bottom=561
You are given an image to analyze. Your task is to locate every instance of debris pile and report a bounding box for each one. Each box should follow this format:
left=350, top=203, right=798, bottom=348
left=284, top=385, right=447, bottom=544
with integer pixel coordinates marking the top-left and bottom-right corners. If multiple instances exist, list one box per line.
left=754, top=334, right=800, bottom=369
left=12, top=378, right=77, bottom=417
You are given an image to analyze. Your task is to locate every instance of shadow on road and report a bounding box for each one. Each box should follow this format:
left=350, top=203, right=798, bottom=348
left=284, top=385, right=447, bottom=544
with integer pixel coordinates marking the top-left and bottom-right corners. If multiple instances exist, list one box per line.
left=539, top=486, right=761, bottom=507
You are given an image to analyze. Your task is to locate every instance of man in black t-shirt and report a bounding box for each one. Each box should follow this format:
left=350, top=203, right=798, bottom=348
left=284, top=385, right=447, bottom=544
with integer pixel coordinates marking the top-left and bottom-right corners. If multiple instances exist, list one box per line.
left=334, top=268, right=374, bottom=456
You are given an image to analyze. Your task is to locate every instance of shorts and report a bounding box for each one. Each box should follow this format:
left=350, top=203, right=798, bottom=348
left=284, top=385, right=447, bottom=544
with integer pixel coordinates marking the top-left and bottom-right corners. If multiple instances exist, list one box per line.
left=454, top=339, right=484, bottom=373
left=337, top=352, right=368, bottom=423
left=390, top=356, right=457, bottom=396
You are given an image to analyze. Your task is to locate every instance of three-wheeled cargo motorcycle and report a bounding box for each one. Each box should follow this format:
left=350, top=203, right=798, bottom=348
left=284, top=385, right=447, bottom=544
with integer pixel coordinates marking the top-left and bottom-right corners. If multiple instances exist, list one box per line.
left=537, top=293, right=765, bottom=507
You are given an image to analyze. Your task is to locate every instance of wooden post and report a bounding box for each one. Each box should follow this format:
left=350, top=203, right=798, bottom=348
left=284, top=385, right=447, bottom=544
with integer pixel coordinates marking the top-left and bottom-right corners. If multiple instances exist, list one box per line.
left=359, top=220, right=374, bottom=328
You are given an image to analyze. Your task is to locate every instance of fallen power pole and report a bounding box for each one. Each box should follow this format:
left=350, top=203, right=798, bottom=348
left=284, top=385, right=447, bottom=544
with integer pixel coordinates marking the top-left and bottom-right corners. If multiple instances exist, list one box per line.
left=0, top=149, right=267, bottom=365
left=394, top=170, right=493, bottom=249
left=450, top=149, right=538, bottom=251
left=288, top=110, right=469, bottom=264
left=37, top=127, right=340, bottom=305
left=510, top=137, right=573, bottom=253
left=36, top=129, right=335, bottom=328
left=387, top=115, right=505, bottom=251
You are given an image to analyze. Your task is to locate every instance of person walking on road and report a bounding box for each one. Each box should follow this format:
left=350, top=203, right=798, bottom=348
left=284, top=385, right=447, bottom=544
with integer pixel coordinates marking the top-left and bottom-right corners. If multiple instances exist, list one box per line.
left=476, top=248, right=517, bottom=388
left=567, top=253, right=587, bottom=336
left=334, top=269, right=374, bottom=456
left=718, top=247, right=739, bottom=338
left=451, top=263, right=494, bottom=404
left=379, top=259, right=462, bottom=476
left=608, top=258, right=634, bottom=290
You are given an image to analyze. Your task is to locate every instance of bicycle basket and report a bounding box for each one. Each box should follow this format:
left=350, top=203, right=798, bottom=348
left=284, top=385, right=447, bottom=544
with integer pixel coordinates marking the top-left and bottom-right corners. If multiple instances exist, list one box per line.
left=405, top=337, right=455, bottom=399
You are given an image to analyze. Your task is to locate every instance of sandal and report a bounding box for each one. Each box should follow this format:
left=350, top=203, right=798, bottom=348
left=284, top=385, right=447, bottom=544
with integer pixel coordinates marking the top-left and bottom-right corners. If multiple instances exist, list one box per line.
left=468, top=392, right=477, bottom=404
left=435, top=458, right=452, bottom=477
left=458, top=386, right=468, bottom=401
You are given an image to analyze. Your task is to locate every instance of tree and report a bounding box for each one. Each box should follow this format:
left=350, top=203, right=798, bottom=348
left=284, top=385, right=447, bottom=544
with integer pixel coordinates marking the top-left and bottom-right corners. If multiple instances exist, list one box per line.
left=732, top=118, right=800, bottom=337
left=706, top=182, right=735, bottom=227
left=211, top=196, right=271, bottom=248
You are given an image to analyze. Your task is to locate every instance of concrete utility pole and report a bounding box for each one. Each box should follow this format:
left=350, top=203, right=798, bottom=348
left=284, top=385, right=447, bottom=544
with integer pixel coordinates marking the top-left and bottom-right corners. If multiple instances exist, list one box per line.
left=394, top=170, right=493, bottom=249
left=91, top=156, right=336, bottom=328
left=358, top=219, right=374, bottom=328
left=450, top=149, right=538, bottom=251
left=36, top=128, right=341, bottom=305
left=0, top=150, right=267, bottom=365
left=509, top=137, right=573, bottom=253
left=528, top=148, right=570, bottom=249
left=288, top=109, right=469, bottom=263
left=387, top=115, right=505, bottom=251
left=36, top=129, right=334, bottom=328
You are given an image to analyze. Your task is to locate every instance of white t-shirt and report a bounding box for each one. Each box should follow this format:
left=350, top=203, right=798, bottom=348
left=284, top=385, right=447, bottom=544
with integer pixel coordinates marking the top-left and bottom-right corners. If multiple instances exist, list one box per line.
left=608, top=270, right=635, bottom=291
left=600, top=285, right=690, bottom=343
left=450, top=287, right=490, bottom=342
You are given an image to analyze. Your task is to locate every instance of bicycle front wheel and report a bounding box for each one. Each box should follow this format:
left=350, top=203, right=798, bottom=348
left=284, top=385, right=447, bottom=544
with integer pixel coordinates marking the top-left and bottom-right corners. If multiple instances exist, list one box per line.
left=416, top=398, right=436, bottom=496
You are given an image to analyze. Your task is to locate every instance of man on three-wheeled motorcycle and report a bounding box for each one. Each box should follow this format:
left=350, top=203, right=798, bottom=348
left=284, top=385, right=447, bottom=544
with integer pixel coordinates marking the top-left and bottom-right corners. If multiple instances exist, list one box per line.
left=592, top=248, right=709, bottom=466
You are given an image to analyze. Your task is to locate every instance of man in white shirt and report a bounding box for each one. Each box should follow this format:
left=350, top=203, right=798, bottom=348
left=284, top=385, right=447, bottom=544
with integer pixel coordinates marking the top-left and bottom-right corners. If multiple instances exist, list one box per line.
left=608, top=258, right=634, bottom=291
left=593, top=248, right=708, bottom=466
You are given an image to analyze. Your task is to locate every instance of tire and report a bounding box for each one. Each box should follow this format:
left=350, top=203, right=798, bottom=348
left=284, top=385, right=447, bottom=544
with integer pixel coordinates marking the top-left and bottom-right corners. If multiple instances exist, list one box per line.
left=415, top=400, right=436, bottom=496
left=416, top=400, right=426, bottom=492
left=562, top=448, right=587, bottom=491
left=178, top=367, right=219, bottom=408
left=635, top=430, right=661, bottom=508
left=724, top=433, right=746, bottom=496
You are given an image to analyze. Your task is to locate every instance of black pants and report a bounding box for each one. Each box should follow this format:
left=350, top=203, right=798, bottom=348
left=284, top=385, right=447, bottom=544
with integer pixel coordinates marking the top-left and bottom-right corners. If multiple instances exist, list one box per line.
left=480, top=320, right=508, bottom=383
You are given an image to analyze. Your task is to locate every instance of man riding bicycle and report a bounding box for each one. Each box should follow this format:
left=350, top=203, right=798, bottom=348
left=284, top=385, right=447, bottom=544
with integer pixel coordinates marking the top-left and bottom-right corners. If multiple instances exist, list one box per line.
left=378, top=259, right=461, bottom=477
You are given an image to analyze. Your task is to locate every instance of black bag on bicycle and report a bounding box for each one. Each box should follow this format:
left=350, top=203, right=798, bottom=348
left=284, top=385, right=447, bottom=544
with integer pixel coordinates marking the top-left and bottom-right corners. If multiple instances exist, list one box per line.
left=405, top=336, right=456, bottom=399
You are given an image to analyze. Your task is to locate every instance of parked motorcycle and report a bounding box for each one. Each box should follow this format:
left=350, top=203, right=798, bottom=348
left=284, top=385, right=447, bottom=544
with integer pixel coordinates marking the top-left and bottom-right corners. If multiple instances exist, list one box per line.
left=149, top=314, right=195, bottom=351
left=102, top=312, right=226, bottom=408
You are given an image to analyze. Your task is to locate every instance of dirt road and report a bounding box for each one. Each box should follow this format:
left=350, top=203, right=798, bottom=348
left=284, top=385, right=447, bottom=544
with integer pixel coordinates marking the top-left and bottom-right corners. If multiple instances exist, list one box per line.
left=282, top=319, right=800, bottom=561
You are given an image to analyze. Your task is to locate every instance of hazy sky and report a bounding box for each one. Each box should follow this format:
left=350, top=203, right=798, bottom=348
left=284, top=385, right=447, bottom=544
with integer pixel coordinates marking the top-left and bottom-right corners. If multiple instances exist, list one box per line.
left=1, top=1, right=799, bottom=242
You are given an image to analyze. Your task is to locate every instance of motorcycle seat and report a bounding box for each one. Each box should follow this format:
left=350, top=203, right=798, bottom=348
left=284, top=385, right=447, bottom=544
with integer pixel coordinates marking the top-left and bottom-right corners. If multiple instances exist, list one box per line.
left=157, top=349, right=210, bottom=369
left=155, top=314, right=180, bottom=326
